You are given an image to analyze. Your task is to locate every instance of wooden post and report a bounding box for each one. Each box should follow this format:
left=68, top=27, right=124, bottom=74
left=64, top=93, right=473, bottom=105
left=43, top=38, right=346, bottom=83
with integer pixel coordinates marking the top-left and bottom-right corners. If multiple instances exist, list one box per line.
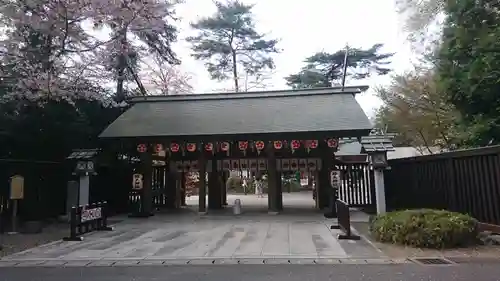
left=267, top=145, right=279, bottom=214
left=180, top=172, right=186, bottom=206
left=208, top=161, right=222, bottom=209
left=165, top=160, right=177, bottom=209
left=198, top=154, right=207, bottom=214
left=222, top=171, right=228, bottom=205
left=139, top=148, right=153, bottom=217
left=318, top=147, right=333, bottom=212
left=276, top=171, right=283, bottom=210
left=314, top=171, right=320, bottom=209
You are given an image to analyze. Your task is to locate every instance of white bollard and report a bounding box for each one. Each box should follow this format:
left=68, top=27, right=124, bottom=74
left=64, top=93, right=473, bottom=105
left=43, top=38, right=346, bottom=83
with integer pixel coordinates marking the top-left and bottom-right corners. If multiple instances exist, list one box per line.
left=233, top=199, right=241, bottom=215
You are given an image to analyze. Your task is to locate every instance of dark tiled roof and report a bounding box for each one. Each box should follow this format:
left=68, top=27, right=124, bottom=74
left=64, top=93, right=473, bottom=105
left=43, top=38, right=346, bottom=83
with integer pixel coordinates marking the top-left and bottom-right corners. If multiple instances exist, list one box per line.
left=66, top=149, right=100, bottom=160
left=360, top=135, right=395, bottom=152
left=99, top=86, right=372, bottom=139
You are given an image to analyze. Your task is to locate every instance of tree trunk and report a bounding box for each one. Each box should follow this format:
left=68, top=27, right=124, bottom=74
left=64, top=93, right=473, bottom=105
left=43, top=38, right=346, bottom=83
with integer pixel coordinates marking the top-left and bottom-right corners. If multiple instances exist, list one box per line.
left=231, top=50, right=239, bottom=92
left=115, top=29, right=127, bottom=102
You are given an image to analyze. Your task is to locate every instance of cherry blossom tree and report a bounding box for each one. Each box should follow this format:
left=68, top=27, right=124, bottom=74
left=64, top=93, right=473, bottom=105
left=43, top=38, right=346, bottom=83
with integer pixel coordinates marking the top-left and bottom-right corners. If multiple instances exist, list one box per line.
left=91, top=0, right=180, bottom=100
left=141, top=55, right=193, bottom=95
left=0, top=0, right=180, bottom=102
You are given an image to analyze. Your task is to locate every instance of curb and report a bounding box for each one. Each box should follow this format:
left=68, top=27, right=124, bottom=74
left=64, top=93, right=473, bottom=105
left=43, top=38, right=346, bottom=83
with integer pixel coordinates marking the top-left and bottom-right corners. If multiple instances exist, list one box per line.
left=0, top=257, right=410, bottom=268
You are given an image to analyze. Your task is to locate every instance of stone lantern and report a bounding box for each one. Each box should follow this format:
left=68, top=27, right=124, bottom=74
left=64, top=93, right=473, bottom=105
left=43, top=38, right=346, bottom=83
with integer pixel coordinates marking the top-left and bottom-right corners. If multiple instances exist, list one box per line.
left=360, top=134, right=395, bottom=215
left=66, top=149, right=100, bottom=209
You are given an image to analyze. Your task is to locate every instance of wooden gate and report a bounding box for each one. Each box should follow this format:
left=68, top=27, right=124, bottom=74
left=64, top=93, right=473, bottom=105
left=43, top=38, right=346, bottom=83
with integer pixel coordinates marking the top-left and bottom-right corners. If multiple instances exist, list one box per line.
left=335, top=163, right=375, bottom=207
left=128, top=165, right=168, bottom=211
left=152, top=165, right=167, bottom=207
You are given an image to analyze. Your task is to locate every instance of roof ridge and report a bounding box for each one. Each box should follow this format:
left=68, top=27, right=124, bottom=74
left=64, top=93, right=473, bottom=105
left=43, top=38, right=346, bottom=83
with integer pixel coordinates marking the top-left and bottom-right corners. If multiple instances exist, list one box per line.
left=128, top=86, right=369, bottom=103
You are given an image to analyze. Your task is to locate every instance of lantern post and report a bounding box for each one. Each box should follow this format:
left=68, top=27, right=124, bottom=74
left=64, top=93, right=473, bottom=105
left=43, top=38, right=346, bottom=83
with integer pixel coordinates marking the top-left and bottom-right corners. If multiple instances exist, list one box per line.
left=369, top=152, right=389, bottom=214
left=361, top=133, right=395, bottom=215
left=66, top=149, right=100, bottom=212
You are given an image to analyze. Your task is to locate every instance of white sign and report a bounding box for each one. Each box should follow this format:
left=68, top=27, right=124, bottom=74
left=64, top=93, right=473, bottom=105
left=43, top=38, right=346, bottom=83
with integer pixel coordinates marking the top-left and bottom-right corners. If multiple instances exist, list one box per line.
left=330, top=170, right=341, bottom=189
left=132, top=173, right=143, bottom=190
left=80, top=207, right=102, bottom=223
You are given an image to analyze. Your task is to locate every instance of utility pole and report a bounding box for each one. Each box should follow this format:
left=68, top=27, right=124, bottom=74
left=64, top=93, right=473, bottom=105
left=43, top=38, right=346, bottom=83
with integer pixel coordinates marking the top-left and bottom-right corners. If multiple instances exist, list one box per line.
left=340, top=44, right=349, bottom=91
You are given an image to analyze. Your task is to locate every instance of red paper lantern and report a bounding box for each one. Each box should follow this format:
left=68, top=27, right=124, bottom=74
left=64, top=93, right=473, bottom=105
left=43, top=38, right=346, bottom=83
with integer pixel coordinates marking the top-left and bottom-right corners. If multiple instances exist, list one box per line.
left=137, top=144, right=147, bottom=153
left=327, top=138, right=338, bottom=148
left=170, top=143, right=180, bottom=152
left=205, top=143, right=213, bottom=151
left=186, top=143, right=197, bottom=152
left=220, top=142, right=230, bottom=151
left=273, top=140, right=283, bottom=149
left=309, top=140, right=318, bottom=149
left=155, top=144, right=163, bottom=153
left=255, top=141, right=265, bottom=150
left=238, top=141, right=248, bottom=150
left=291, top=140, right=301, bottom=149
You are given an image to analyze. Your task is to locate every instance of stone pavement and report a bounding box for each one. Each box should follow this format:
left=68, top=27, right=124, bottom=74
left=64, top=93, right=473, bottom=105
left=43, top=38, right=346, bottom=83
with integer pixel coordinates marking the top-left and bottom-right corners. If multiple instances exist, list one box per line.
left=0, top=193, right=382, bottom=267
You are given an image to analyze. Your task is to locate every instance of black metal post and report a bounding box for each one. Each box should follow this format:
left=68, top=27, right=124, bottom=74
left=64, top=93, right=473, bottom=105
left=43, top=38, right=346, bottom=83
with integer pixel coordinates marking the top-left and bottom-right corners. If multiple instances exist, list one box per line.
left=63, top=206, right=83, bottom=241
left=99, top=201, right=113, bottom=231
left=330, top=199, right=360, bottom=240
left=96, top=202, right=103, bottom=229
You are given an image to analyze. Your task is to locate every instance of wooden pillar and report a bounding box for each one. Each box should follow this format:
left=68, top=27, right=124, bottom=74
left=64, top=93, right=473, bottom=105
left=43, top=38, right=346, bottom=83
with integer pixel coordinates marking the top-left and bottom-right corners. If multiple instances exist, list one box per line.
left=276, top=171, right=283, bottom=210
left=165, top=161, right=177, bottom=209
left=320, top=150, right=336, bottom=217
left=318, top=151, right=332, bottom=211
left=208, top=160, right=222, bottom=209
left=141, top=151, right=153, bottom=216
left=175, top=171, right=183, bottom=208
left=308, top=172, right=313, bottom=188
left=222, top=171, right=228, bottom=205
left=198, top=156, right=207, bottom=213
left=180, top=172, right=186, bottom=206
left=314, top=171, right=319, bottom=209
left=267, top=147, right=279, bottom=213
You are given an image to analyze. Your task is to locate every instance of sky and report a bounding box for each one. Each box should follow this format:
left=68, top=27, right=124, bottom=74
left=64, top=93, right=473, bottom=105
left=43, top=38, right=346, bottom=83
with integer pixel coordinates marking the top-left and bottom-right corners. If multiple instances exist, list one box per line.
left=171, top=0, right=416, bottom=117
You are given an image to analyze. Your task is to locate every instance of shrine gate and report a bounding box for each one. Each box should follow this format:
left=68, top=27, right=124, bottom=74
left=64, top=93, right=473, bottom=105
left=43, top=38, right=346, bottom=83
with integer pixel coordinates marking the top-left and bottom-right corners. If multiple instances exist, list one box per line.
left=99, top=86, right=373, bottom=215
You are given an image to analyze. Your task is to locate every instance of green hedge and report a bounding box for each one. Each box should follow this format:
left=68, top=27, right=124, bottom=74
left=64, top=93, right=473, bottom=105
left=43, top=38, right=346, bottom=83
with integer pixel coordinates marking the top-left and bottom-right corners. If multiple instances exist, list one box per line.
left=369, top=209, right=479, bottom=249
left=282, top=180, right=302, bottom=192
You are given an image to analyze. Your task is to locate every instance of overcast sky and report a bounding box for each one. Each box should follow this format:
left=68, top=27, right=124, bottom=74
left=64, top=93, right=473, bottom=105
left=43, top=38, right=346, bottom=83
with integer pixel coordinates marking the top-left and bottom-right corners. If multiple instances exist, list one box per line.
left=172, top=0, right=415, bottom=117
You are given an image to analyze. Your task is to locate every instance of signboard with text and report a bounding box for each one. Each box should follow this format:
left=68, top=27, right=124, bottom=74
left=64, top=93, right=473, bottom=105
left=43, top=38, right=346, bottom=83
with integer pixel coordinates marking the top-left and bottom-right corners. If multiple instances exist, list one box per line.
left=80, top=207, right=102, bottom=223
left=132, top=173, right=143, bottom=190
left=10, top=175, right=24, bottom=200
left=330, top=170, right=341, bottom=189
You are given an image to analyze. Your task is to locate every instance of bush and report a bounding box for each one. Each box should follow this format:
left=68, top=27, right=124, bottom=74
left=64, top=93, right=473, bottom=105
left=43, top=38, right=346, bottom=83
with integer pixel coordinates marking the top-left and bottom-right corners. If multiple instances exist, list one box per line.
left=226, top=176, right=242, bottom=190
left=369, top=209, right=479, bottom=249
left=282, top=180, right=302, bottom=192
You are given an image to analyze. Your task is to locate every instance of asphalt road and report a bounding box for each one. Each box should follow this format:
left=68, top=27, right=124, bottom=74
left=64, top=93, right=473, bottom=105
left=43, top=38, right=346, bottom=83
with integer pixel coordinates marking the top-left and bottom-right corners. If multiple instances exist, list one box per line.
left=1, top=264, right=500, bottom=281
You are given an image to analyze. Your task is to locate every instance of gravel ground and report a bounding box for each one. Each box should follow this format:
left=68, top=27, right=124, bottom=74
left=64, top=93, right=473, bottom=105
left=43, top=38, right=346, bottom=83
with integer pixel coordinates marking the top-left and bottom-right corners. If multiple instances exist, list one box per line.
left=352, top=221, right=500, bottom=258
left=0, top=223, right=68, bottom=258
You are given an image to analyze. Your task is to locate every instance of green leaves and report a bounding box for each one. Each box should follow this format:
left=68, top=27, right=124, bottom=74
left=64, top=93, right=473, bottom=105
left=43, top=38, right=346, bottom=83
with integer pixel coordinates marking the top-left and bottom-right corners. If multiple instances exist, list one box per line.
left=370, top=209, right=478, bottom=249
left=187, top=0, right=279, bottom=91
left=437, top=0, right=500, bottom=146
left=285, top=44, right=393, bottom=89
left=374, top=70, right=461, bottom=150
left=0, top=98, right=121, bottom=160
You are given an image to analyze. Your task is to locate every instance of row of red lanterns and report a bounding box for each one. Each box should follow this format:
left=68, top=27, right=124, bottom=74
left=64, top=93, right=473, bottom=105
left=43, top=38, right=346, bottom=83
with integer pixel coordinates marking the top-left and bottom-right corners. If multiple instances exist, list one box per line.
left=137, top=139, right=339, bottom=153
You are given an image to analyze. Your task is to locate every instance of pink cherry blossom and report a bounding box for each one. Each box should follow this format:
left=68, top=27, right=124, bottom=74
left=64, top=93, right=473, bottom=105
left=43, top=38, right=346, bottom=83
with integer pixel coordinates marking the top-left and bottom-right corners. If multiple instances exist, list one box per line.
left=0, top=0, right=180, bottom=102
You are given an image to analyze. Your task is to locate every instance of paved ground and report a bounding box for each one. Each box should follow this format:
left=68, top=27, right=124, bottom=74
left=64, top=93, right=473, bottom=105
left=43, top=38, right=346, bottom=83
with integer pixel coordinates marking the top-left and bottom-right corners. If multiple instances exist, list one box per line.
left=1, top=193, right=380, bottom=263
left=186, top=192, right=318, bottom=211
left=2, top=264, right=500, bottom=281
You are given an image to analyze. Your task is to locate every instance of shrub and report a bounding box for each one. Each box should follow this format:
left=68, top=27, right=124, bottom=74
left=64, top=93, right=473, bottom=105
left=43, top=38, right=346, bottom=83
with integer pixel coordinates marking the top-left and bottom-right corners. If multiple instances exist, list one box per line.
left=282, top=180, right=302, bottom=192
left=369, top=209, right=479, bottom=249
left=226, top=176, right=242, bottom=190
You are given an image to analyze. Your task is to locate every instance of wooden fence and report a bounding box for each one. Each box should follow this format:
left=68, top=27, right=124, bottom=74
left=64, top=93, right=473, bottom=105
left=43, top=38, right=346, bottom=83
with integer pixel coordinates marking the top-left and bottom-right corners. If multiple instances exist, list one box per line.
left=384, top=146, right=500, bottom=225
left=335, top=163, right=375, bottom=207
left=0, top=158, right=137, bottom=232
left=0, top=159, right=70, bottom=231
